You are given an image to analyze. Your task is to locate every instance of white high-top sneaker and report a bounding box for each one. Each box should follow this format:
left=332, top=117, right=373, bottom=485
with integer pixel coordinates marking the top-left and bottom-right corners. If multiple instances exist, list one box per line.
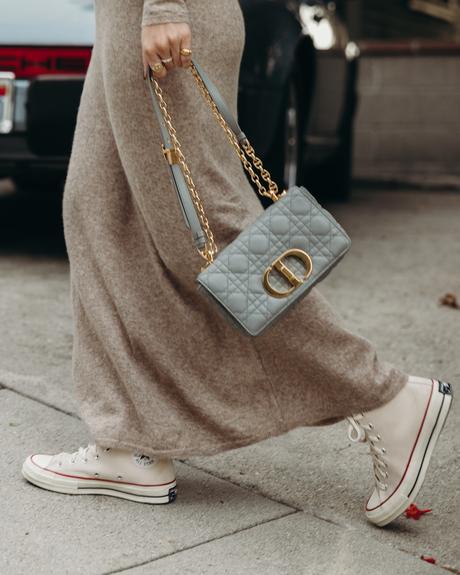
left=22, top=444, right=177, bottom=504
left=347, top=376, right=453, bottom=527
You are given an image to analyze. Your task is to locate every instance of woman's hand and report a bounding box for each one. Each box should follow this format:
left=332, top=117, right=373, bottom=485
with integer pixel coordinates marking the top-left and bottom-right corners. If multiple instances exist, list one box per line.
left=142, top=23, right=192, bottom=79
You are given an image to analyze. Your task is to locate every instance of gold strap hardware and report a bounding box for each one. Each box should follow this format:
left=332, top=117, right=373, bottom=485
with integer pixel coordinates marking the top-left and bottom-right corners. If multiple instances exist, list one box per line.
left=162, top=145, right=180, bottom=165
left=150, top=63, right=283, bottom=267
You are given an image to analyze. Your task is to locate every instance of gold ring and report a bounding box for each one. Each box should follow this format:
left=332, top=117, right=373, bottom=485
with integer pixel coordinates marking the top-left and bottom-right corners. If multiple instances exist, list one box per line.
left=161, top=57, right=173, bottom=65
left=150, top=62, right=165, bottom=74
left=180, top=48, right=192, bottom=57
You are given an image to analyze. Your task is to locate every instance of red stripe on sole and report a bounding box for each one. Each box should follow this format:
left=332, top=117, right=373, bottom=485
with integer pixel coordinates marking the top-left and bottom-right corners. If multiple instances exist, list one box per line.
left=30, top=455, right=175, bottom=488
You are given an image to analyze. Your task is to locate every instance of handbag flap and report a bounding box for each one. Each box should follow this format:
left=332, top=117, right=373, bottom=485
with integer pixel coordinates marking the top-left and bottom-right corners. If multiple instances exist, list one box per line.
left=197, top=186, right=351, bottom=335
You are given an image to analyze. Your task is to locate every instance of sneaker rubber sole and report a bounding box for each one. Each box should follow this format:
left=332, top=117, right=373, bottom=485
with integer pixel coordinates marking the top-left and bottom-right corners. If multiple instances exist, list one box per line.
left=366, top=379, right=453, bottom=527
left=22, top=455, right=177, bottom=505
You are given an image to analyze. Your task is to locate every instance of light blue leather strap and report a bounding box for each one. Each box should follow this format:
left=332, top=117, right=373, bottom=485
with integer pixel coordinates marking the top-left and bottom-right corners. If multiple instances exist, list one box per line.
left=191, top=60, right=248, bottom=144
left=146, top=68, right=206, bottom=250
left=146, top=60, right=248, bottom=252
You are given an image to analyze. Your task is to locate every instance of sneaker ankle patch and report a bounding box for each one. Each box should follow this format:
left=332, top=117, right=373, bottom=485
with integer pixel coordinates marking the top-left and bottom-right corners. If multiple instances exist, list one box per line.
left=438, top=381, right=453, bottom=395
left=133, top=452, right=154, bottom=467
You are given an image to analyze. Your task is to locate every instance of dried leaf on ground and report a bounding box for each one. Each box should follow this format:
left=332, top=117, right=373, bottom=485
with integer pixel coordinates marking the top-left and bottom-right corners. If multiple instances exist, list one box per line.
left=439, top=293, right=459, bottom=309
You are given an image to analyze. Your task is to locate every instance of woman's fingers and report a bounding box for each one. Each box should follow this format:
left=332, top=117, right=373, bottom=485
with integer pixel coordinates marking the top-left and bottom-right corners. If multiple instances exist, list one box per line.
left=170, top=37, right=182, bottom=69
left=156, top=37, right=174, bottom=71
left=149, top=59, right=167, bottom=79
left=160, top=54, right=174, bottom=71
left=179, top=29, right=192, bottom=68
left=141, top=23, right=192, bottom=78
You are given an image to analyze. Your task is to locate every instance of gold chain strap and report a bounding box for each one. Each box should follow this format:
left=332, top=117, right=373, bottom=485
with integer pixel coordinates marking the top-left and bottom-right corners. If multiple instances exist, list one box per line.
left=151, top=75, right=218, bottom=265
left=150, top=63, right=284, bottom=267
left=189, top=64, right=283, bottom=203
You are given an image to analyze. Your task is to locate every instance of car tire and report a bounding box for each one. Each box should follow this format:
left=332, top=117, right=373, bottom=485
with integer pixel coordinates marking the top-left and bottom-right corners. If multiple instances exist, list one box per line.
left=330, top=131, right=353, bottom=203
left=309, top=130, right=353, bottom=203
left=262, top=61, right=308, bottom=206
left=302, top=56, right=357, bottom=204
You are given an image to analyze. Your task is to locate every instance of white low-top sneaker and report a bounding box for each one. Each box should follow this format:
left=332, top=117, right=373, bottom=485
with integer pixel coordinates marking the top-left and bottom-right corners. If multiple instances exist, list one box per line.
left=348, top=376, right=453, bottom=527
left=22, top=444, right=177, bottom=504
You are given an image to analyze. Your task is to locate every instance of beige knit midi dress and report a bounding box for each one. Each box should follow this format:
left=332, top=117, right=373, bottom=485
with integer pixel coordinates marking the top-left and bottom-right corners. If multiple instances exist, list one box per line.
left=62, top=0, right=408, bottom=458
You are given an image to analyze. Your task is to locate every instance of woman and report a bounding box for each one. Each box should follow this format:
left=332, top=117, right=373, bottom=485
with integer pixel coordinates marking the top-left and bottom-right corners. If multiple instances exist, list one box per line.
left=21, top=0, right=452, bottom=527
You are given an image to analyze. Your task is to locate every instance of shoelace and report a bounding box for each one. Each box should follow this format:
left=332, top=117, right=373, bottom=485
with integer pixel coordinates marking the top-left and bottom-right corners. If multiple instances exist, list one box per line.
left=71, top=444, right=98, bottom=464
left=56, top=443, right=100, bottom=465
left=347, top=415, right=389, bottom=491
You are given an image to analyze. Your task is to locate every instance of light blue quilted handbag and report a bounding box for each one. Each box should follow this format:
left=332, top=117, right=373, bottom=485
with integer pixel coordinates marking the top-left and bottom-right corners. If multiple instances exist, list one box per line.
left=147, top=62, right=351, bottom=336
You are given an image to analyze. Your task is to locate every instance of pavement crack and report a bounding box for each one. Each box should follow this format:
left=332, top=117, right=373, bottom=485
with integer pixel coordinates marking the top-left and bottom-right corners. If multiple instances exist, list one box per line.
left=179, top=459, right=302, bottom=512
left=335, top=443, right=353, bottom=453
left=397, top=546, right=460, bottom=574
left=0, top=383, right=79, bottom=419
left=100, top=509, right=299, bottom=575
left=310, top=511, right=348, bottom=528
left=439, top=567, right=460, bottom=575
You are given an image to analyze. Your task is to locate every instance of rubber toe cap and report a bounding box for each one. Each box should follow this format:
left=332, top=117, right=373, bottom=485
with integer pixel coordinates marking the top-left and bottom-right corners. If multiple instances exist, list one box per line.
left=27, top=453, right=54, bottom=470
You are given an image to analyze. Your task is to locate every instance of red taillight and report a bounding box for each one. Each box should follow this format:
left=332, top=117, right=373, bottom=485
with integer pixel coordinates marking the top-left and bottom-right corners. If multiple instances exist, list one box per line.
left=0, top=85, right=7, bottom=96
left=0, top=46, right=92, bottom=79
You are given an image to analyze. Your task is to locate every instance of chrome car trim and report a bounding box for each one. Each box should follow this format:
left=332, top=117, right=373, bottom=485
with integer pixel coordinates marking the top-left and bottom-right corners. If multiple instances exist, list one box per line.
left=0, top=72, right=15, bottom=134
left=13, top=80, right=29, bottom=132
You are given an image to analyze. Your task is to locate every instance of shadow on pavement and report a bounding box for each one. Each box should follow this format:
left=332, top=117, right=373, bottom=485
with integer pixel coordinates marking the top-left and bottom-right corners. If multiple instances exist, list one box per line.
left=0, top=179, right=67, bottom=258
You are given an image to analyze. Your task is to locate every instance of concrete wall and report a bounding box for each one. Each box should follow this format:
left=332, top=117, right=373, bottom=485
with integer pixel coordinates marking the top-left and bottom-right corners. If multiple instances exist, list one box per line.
left=353, top=53, right=460, bottom=186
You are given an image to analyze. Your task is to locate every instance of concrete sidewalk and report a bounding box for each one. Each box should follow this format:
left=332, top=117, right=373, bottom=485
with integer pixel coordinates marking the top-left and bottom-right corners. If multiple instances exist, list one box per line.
left=0, top=187, right=459, bottom=574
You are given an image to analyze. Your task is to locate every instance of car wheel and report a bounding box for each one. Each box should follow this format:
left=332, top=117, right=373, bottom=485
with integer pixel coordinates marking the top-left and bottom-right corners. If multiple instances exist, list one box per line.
left=304, top=127, right=353, bottom=204
left=328, top=132, right=353, bottom=202
left=263, top=63, right=307, bottom=203
left=283, top=80, right=302, bottom=189
left=302, top=56, right=357, bottom=204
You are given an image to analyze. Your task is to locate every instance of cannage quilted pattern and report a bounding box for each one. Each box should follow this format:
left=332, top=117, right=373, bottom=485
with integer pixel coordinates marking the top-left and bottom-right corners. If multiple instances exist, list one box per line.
left=197, top=186, right=351, bottom=335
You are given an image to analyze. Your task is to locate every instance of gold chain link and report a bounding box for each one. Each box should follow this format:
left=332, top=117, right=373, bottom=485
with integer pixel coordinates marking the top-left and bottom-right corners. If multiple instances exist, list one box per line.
left=190, top=64, right=283, bottom=203
left=150, top=64, right=283, bottom=267
left=151, top=76, right=217, bottom=265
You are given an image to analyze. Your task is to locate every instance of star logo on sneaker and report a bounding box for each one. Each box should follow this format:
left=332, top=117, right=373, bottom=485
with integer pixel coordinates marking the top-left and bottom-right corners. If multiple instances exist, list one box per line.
left=133, top=452, right=154, bottom=467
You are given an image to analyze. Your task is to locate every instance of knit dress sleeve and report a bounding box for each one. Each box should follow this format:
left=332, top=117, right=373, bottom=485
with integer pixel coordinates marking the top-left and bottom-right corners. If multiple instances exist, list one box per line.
left=142, top=0, right=190, bottom=26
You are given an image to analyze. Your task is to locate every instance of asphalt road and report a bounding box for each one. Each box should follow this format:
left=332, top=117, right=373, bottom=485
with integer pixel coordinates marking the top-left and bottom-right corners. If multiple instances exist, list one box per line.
left=1, top=179, right=459, bottom=575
